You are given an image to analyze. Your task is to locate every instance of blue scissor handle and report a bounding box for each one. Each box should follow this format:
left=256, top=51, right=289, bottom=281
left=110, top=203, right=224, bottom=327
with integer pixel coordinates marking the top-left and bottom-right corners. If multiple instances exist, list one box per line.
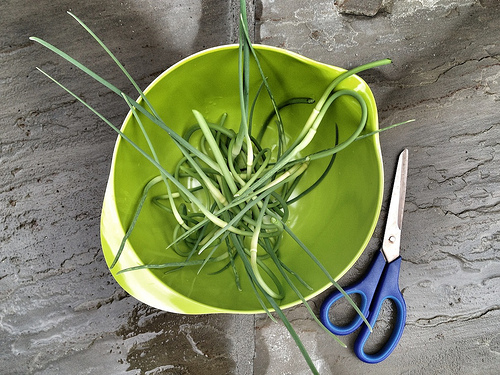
left=320, top=251, right=387, bottom=335
left=354, top=256, right=406, bottom=364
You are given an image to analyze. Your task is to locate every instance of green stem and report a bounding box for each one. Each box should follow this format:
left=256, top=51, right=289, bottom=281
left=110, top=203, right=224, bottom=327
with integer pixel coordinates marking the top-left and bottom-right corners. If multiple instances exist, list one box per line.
left=29, top=37, right=223, bottom=175
left=288, top=58, right=392, bottom=154
left=193, top=110, right=239, bottom=195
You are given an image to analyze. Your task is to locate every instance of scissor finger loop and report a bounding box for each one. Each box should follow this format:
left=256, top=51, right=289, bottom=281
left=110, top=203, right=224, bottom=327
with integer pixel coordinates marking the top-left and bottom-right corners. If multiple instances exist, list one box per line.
left=354, top=256, right=407, bottom=363
left=320, top=250, right=387, bottom=335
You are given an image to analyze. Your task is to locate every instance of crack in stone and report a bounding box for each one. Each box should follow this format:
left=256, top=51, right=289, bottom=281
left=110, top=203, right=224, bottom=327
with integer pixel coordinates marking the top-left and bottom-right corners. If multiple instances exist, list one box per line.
left=59, top=247, right=101, bottom=269
left=432, top=55, right=498, bottom=84
left=438, top=250, right=483, bottom=272
left=448, top=125, right=495, bottom=142
left=378, top=83, right=483, bottom=113
left=445, top=199, right=500, bottom=219
left=413, top=305, right=500, bottom=327
left=72, top=289, right=129, bottom=312
left=417, top=153, right=495, bottom=198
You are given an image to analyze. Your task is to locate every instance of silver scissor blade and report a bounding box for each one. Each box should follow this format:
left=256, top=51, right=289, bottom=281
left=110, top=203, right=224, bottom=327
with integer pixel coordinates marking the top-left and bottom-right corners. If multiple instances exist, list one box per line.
left=382, top=149, right=408, bottom=263
left=394, top=149, right=408, bottom=230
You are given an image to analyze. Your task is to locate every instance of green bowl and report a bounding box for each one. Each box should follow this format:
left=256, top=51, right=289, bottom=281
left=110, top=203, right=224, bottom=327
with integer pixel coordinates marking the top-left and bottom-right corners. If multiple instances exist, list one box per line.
left=100, top=44, right=383, bottom=314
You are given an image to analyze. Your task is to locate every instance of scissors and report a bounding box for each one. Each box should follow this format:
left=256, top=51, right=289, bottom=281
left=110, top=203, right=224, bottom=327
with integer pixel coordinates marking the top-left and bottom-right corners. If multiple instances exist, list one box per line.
left=320, top=148, right=409, bottom=364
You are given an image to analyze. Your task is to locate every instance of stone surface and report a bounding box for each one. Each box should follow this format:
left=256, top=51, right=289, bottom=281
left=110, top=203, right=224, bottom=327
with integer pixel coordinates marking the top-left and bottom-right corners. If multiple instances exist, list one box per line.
left=1, top=1, right=253, bottom=374
left=336, top=0, right=385, bottom=17
left=2, top=0, right=500, bottom=374
left=256, top=0, right=500, bottom=374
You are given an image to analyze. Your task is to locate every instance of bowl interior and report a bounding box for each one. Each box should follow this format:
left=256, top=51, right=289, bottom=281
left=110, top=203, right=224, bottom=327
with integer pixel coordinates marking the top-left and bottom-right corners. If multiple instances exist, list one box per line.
left=100, top=45, right=383, bottom=313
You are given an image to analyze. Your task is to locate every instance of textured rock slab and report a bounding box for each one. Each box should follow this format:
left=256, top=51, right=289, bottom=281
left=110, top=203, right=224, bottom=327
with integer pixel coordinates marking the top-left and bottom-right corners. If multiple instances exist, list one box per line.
left=1, top=1, right=253, bottom=374
left=2, top=0, right=500, bottom=374
left=256, top=0, right=500, bottom=373
left=336, top=0, right=385, bottom=17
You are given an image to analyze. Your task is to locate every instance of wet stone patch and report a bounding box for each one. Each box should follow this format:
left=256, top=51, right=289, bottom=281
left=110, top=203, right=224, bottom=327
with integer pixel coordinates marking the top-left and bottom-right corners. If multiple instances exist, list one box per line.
left=117, top=304, right=238, bottom=375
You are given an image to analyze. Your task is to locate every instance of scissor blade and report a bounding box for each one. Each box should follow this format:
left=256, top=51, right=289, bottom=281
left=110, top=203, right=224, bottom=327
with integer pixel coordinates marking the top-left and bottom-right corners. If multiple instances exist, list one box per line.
left=382, top=149, right=408, bottom=263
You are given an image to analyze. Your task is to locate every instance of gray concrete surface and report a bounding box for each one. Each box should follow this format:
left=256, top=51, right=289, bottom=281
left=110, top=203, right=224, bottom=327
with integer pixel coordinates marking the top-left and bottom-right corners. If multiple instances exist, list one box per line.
left=2, top=0, right=499, bottom=374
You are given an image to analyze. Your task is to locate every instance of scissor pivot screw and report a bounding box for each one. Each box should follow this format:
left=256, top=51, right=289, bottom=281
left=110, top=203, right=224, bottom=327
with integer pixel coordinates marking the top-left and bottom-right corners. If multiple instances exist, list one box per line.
left=388, top=236, right=396, bottom=243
